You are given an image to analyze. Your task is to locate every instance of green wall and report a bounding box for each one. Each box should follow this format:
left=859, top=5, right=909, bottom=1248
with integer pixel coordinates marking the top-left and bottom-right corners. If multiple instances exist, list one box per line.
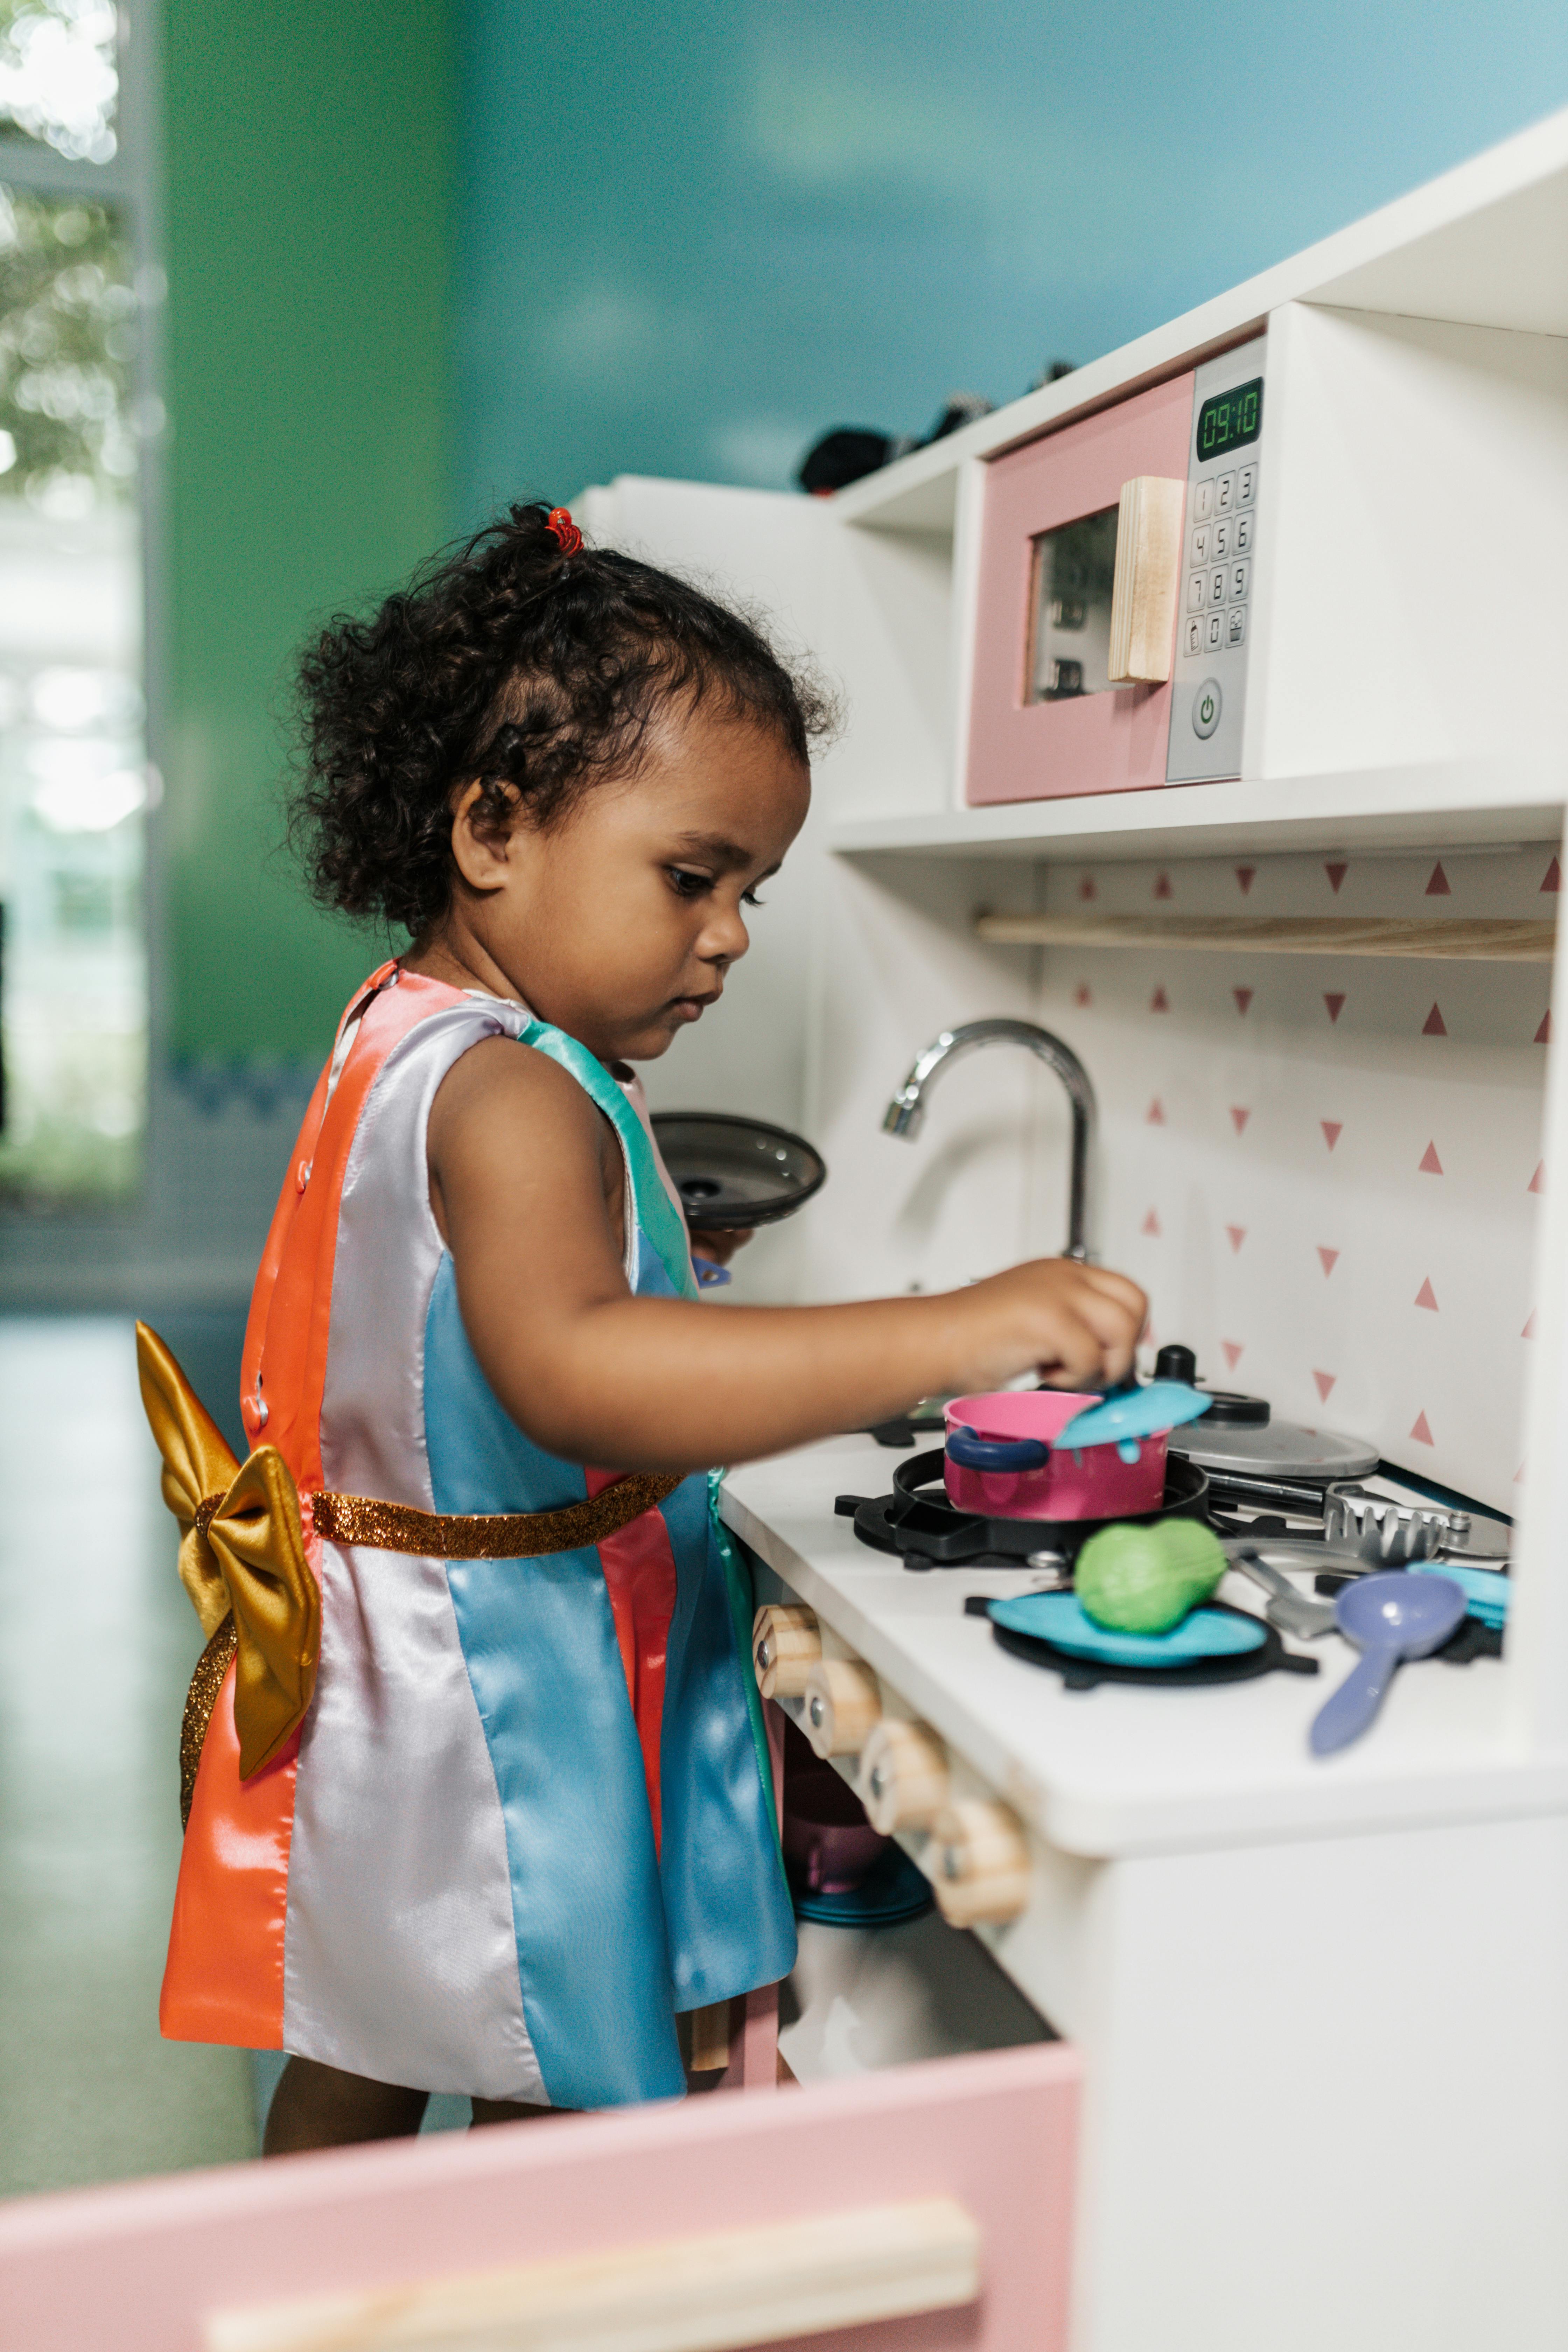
left=162, top=0, right=454, bottom=1063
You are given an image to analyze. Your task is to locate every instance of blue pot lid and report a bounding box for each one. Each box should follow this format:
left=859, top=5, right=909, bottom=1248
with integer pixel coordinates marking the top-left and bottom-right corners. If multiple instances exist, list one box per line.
left=988, top=1590, right=1265, bottom=1668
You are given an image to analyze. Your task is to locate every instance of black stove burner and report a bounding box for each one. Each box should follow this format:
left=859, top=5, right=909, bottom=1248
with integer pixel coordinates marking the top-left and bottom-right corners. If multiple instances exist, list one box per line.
left=838, top=1447, right=1212, bottom=1570
left=963, top=1595, right=1320, bottom=1691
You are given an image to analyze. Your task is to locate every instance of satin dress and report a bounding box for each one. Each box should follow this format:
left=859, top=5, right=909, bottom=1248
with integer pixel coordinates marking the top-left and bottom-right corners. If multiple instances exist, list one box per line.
left=160, top=964, right=796, bottom=2105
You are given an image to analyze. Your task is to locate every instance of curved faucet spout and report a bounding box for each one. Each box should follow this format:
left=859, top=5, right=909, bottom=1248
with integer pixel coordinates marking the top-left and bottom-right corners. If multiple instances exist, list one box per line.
left=882, top=1017, right=1096, bottom=1260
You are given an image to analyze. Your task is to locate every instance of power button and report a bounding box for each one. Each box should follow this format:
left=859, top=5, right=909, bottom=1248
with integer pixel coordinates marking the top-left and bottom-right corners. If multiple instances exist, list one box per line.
left=1192, top=678, right=1222, bottom=740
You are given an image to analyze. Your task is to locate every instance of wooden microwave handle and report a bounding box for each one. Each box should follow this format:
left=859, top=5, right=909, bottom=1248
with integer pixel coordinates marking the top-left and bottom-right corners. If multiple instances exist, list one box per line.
left=1107, top=475, right=1185, bottom=685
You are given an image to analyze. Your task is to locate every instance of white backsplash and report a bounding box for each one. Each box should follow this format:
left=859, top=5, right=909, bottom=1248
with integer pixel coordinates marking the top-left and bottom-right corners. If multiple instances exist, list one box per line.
left=1031, top=845, right=1558, bottom=1516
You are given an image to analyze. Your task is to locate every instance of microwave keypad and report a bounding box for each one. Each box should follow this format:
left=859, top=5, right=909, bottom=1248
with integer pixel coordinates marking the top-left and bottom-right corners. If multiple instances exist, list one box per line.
left=1166, top=336, right=1266, bottom=786
left=1183, top=463, right=1257, bottom=660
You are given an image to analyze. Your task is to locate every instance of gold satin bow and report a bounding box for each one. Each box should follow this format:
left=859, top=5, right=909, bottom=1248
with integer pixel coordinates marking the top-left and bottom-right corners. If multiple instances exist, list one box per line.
left=136, top=1322, right=320, bottom=1783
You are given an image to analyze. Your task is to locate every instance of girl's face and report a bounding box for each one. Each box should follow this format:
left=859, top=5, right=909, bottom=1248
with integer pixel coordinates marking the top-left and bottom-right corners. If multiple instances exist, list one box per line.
left=440, top=701, right=811, bottom=1064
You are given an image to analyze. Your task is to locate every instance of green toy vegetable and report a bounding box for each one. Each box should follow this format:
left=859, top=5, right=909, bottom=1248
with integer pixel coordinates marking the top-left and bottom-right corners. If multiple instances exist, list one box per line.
left=1074, top=1517, right=1227, bottom=1634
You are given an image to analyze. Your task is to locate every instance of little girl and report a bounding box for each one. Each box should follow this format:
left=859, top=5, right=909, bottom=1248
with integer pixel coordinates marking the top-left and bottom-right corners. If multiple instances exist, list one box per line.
left=151, top=503, right=1144, bottom=2154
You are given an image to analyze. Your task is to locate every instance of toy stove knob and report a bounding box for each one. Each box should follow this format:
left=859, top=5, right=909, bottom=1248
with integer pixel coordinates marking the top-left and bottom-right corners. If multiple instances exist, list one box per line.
left=859, top=1718, right=950, bottom=1833
left=802, top=1657, right=882, bottom=1759
left=928, top=1799, right=1031, bottom=1927
left=752, top=1604, right=820, bottom=1699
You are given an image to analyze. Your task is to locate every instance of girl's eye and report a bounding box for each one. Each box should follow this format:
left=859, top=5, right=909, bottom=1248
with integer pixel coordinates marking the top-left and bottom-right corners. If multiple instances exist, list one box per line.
left=667, top=868, right=712, bottom=899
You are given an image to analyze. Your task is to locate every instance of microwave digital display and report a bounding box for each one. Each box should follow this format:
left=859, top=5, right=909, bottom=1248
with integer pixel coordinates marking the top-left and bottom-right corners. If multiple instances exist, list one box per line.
left=1196, top=377, right=1262, bottom=462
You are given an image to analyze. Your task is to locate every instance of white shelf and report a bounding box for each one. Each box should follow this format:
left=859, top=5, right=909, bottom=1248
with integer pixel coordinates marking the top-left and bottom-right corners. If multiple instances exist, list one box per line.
left=828, top=758, right=1567, bottom=865
left=831, top=107, right=1568, bottom=538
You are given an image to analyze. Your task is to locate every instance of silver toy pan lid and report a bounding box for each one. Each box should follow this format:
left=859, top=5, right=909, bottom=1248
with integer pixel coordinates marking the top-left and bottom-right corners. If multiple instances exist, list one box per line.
left=1169, top=1416, right=1378, bottom=1481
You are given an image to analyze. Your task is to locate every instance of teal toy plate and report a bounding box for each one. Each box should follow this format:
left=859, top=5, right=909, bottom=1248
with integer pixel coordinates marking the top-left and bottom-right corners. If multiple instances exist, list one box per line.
left=988, top=1590, right=1267, bottom=1668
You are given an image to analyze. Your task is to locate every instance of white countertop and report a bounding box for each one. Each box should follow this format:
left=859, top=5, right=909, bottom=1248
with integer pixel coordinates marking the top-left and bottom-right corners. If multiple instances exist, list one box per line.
left=721, top=1435, right=1568, bottom=1858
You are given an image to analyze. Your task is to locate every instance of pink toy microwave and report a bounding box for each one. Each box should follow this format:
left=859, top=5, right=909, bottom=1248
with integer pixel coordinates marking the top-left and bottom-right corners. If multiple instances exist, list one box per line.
left=965, top=335, right=1266, bottom=805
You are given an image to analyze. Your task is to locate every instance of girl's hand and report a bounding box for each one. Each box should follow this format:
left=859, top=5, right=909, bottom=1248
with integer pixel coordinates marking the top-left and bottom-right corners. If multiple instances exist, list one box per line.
left=688, top=1226, right=754, bottom=1267
left=946, top=1259, right=1146, bottom=1396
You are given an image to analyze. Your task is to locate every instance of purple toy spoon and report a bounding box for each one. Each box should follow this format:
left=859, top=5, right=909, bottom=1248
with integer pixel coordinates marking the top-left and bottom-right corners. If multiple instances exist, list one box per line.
left=1309, top=1569, right=1467, bottom=1757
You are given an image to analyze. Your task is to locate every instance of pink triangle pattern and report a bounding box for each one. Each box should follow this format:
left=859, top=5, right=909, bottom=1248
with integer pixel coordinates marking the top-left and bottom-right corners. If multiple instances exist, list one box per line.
left=1426, top=861, right=1451, bottom=896
left=1220, top=1340, right=1244, bottom=1369
left=1074, top=982, right=1092, bottom=1008
left=1226, top=1224, right=1246, bottom=1253
left=1235, top=866, right=1256, bottom=896
left=1230, top=1106, right=1251, bottom=1134
left=1151, top=985, right=1170, bottom=1013
left=1536, top=1011, right=1552, bottom=1045
left=1415, top=1277, right=1439, bottom=1310
left=1530, top=1162, right=1545, bottom=1194
left=1516, top=1461, right=1527, bottom=1484
left=1423, top=1003, right=1447, bottom=1036
left=1312, top=1370, right=1337, bottom=1402
left=1325, top=862, right=1349, bottom=895
left=1419, top=1141, right=1443, bottom=1175
left=1321, top=1120, right=1343, bottom=1152
left=1523, top=1310, right=1536, bottom=1338
left=1317, top=1247, right=1339, bottom=1276
left=1543, top=857, right=1561, bottom=894
left=1147, top=1098, right=1166, bottom=1125
left=1233, top=987, right=1254, bottom=1015
left=1410, top=1412, right=1435, bottom=1446
left=1141, top=1208, right=1161, bottom=1237
left=1324, top=993, right=1346, bottom=1024
left=1154, top=870, right=1173, bottom=900
left=1078, top=874, right=1097, bottom=901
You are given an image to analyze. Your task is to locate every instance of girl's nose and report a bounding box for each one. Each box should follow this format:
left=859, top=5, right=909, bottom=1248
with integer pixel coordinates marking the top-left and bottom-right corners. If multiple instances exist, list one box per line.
left=702, top=903, right=750, bottom=965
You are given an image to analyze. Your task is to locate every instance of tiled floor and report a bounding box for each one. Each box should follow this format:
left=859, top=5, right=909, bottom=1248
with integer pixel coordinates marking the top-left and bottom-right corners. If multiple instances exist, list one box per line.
left=0, top=1317, right=257, bottom=2197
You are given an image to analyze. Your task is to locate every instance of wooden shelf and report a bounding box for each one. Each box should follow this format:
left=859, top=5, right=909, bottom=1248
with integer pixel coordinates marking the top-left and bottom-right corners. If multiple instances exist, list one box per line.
left=975, top=912, right=1556, bottom=961
left=827, top=759, right=1566, bottom=866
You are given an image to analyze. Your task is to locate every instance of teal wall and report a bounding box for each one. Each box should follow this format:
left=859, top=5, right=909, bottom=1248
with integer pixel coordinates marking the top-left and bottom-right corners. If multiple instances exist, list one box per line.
left=456, top=0, right=1568, bottom=518
left=162, top=0, right=454, bottom=1063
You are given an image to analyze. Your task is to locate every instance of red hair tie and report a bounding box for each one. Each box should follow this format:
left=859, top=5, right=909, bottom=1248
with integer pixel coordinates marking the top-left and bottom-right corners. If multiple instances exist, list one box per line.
left=545, top=506, right=583, bottom=556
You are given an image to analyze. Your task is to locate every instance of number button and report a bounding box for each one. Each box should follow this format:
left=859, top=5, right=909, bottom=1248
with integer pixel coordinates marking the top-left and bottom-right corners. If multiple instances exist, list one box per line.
left=1213, top=516, right=1232, bottom=561
left=1209, top=568, right=1227, bottom=608
left=1229, top=560, right=1250, bottom=603
left=1185, top=615, right=1204, bottom=658
left=1237, top=463, right=1257, bottom=506
left=1234, top=511, right=1254, bottom=556
left=1192, top=523, right=1211, bottom=565
left=1206, top=611, right=1223, bottom=651
left=1195, top=479, right=1214, bottom=522
left=1215, top=472, right=1235, bottom=512
left=1187, top=572, right=1206, bottom=613
left=1226, top=606, right=1247, bottom=648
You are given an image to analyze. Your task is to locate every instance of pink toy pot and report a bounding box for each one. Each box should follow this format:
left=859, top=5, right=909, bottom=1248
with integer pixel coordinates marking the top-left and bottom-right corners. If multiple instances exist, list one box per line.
left=944, top=1390, right=1170, bottom=1521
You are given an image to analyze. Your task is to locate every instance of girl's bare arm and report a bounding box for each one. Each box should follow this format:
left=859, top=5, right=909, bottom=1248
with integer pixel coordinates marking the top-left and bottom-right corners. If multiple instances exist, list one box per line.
left=430, top=1038, right=1146, bottom=1474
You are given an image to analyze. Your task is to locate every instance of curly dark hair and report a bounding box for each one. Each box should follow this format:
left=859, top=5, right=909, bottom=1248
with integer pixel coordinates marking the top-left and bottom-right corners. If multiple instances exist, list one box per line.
left=289, top=502, right=834, bottom=939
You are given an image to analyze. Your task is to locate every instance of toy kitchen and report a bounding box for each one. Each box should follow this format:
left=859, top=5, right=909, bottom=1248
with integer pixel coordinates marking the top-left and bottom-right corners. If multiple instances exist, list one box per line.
left=12, top=110, right=1568, bottom=2352
left=624, top=107, right=1568, bottom=2352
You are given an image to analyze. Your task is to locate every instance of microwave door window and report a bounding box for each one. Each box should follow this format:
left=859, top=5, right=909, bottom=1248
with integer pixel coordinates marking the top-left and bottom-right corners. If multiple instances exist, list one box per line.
left=1028, top=505, right=1119, bottom=703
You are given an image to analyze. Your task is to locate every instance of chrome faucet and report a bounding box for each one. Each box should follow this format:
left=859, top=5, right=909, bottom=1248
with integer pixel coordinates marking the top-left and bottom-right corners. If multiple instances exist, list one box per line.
left=882, top=1018, right=1096, bottom=1260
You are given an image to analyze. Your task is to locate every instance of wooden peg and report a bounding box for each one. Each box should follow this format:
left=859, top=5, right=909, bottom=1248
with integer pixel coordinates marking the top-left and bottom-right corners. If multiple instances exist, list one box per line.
left=927, top=1799, right=1031, bottom=1927
left=752, top=1604, right=820, bottom=1700
left=802, top=1657, right=881, bottom=1758
left=1107, top=474, right=1185, bottom=684
left=859, top=1718, right=950, bottom=1833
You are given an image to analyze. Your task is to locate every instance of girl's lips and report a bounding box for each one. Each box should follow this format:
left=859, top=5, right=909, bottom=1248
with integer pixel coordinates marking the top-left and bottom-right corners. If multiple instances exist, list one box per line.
left=669, top=992, right=719, bottom=1022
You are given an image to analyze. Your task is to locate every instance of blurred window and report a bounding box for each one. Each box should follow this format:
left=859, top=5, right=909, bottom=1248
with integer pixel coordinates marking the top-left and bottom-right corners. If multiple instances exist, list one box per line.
left=0, top=1, right=119, bottom=166
left=0, top=5, right=146, bottom=1199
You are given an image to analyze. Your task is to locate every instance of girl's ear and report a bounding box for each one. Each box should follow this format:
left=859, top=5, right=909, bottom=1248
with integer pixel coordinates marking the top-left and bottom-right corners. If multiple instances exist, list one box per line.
left=449, top=779, right=517, bottom=894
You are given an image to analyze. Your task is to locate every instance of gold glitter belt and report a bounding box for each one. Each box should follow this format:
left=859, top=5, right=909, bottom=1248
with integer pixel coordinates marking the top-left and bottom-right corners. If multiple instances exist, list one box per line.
left=137, top=1322, right=683, bottom=1830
